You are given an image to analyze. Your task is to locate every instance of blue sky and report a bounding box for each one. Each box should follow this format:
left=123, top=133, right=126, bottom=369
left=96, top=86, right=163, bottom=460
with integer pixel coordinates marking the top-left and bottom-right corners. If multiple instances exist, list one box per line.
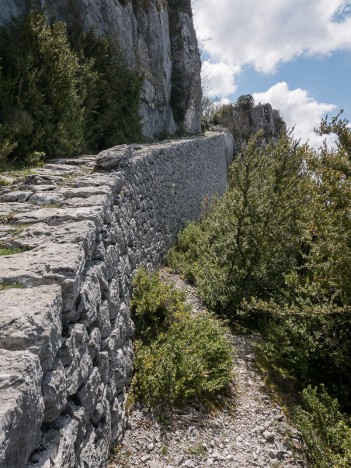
left=193, top=0, right=351, bottom=147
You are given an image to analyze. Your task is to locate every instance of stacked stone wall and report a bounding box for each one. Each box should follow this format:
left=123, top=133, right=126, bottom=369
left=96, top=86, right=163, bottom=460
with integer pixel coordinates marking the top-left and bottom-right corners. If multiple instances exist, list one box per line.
left=0, top=131, right=233, bottom=467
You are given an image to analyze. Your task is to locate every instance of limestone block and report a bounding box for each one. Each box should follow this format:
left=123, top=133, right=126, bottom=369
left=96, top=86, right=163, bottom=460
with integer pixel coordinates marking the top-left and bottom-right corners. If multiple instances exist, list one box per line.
left=106, top=276, right=120, bottom=321
left=91, top=386, right=110, bottom=425
left=0, top=243, right=86, bottom=311
left=116, top=256, right=132, bottom=297
left=98, top=302, right=112, bottom=339
left=110, top=395, right=126, bottom=445
left=95, top=145, right=133, bottom=170
left=23, top=174, right=63, bottom=186
left=107, top=343, right=133, bottom=396
left=79, top=423, right=110, bottom=468
left=0, top=349, right=44, bottom=468
left=105, top=244, right=121, bottom=280
left=26, top=416, right=79, bottom=468
left=13, top=205, right=105, bottom=231
left=58, top=186, right=111, bottom=199
left=65, top=401, right=88, bottom=447
left=78, top=266, right=102, bottom=326
left=42, top=359, right=67, bottom=422
left=29, top=192, right=65, bottom=206
left=0, top=202, right=40, bottom=217
left=0, top=285, right=62, bottom=372
left=88, top=328, right=101, bottom=362
left=11, top=220, right=96, bottom=258
left=60, top=324, right=92, bottom=396
left=73, top=173, right=123, bottom=192
left=76, top=367, right=102, bottom=413
left=62, top=193, right=111, bottom=209
left=111, top=313, right=133, bottom=349
left=0, top=191, right=32, bottom=203
left=97, top=351, right=109, bottom=384
left=92, top=240, right=106, bottom=261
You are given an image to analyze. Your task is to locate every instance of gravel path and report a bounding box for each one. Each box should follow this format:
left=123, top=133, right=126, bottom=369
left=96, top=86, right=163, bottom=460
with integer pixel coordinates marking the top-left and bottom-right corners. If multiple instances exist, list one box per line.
left=109, top=270, right=307, bottom=468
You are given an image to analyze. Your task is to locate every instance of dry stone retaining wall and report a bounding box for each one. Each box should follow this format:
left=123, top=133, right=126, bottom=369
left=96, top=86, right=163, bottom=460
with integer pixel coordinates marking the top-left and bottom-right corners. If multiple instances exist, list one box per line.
left=0, top=132, right=233, bottom=468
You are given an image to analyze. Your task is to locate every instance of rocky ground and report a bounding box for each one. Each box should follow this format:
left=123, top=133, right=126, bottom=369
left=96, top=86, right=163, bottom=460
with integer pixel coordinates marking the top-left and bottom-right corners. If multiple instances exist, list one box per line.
left=109, top=270, right=307, bottom=468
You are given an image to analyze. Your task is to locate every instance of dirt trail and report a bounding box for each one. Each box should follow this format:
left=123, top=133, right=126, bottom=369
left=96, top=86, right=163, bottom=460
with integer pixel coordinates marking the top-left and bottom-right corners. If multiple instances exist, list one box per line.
left=109, top=270, right=307, bottom=468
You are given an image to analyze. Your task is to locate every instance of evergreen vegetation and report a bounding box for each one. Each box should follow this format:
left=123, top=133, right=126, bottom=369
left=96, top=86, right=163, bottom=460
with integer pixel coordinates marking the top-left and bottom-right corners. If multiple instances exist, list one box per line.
left=130, top=268, right=233, bottom=407
left=0, top=12, right=142, bottom=166
left=167, top=114, right=351, bottom=465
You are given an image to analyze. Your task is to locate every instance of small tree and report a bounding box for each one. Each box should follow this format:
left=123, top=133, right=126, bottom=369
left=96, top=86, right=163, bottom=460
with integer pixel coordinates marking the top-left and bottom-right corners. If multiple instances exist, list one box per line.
left=234, top=94, right=255, bottom=112
left=0, top=12, right=86, bottom=161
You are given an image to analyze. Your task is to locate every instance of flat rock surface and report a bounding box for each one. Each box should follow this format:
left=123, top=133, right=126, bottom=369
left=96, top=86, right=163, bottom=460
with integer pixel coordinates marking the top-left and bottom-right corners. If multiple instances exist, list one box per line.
left=0, top=349, right=44, bottom=468
left=109, top=270, right=307, bottom=468
left=0, top=285, right=62, bottom=372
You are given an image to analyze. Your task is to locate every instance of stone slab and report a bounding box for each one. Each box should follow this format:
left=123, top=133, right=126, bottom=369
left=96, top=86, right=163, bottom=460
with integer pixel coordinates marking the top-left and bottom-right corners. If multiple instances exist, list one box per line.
left=0, top=285, right=62, bottom=372
left=0, top=243, right=86, bottom=310
left=0, top=349, right=44, bottom=468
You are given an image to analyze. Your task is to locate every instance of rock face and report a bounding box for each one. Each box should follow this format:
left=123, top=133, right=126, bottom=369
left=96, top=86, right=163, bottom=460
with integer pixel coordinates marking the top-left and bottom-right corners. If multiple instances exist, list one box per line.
left=250, top=104, right=284, bottom=140
left=0, top=0, right=202, bottom=138
left=211, top=103, right=285, bottom=154
left=233, top=103, right=285, bottom=153
left=0, top=132, right=233, bottom=467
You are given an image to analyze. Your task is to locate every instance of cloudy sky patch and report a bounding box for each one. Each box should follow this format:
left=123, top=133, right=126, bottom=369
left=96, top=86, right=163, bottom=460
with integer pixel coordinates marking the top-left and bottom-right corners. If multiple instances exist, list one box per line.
left=193, top=0, right=351, bottom=144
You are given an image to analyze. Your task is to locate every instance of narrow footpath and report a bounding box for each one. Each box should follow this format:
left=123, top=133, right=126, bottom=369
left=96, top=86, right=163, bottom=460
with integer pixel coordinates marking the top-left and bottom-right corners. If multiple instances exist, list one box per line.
left=109, top=270, right=307, bottom=468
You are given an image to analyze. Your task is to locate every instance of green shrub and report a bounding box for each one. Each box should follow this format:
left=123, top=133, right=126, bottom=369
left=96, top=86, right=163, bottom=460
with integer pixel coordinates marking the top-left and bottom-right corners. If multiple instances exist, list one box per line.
left=166, top=221, right=204, bottom=283
left=131, top=268, right=190, bottom=343
left=295, top=385, right=351, bottom=467
left=0, top=12, right=86, bottom=160
left=168, top=131, right=310, bottom=315
left=130, top=268, right=233, bottom=407
left=234, top=94, right=255, bottom=112
left=133, top=311, right=233, bottom=406
left=70, top=28, right=143, bottom=151
left=247, top=299, right=351, bottom=403
left=0, top=11, right=143, bottom=163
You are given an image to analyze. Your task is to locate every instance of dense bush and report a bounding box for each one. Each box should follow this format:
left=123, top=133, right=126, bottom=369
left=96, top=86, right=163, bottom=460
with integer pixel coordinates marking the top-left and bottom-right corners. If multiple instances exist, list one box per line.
left=0, top=11, right=143, bottom=165
left=168, top=131, right=310, bottom=314
left=248, top=299, right=351, bottom=402
left=133, top=312, right=233, bottom=406
left=131, top=268, right=190, bottom=343
left=130, top=269, right=233, bottom=407
left=0, top=13, right=86, bottom=160
left=295, top=385, right=351, bottom=467
left=70, top=29, right=143, bottom=151
left=168, top=118, right=351, bottom=315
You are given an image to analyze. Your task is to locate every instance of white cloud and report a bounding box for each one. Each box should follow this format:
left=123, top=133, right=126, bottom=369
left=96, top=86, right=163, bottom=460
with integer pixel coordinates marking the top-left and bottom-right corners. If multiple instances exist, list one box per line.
left=253, top=82, right=337, bottom=148
left=201, top=61, right=238, bottom=98
left=194, top=0, right=351, bottom=73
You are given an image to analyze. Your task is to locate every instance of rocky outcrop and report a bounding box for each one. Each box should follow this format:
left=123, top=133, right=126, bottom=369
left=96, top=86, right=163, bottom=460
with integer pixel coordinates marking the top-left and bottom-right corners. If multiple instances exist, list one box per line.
left=0, top=0, right=202, bottom=138
left=210, top=102, right=285, bottom=155
left=232, top=103, right=285, bottom=153
left=0, top=132, right=233, bottom=468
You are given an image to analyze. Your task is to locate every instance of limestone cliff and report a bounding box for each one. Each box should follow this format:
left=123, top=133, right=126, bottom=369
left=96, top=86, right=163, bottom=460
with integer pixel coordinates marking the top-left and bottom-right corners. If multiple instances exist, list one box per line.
left=232, top=103, right=286, bottom=153
left=210, top=102, right=286, bottom=154
left=0, top=0, right=202, bottom=138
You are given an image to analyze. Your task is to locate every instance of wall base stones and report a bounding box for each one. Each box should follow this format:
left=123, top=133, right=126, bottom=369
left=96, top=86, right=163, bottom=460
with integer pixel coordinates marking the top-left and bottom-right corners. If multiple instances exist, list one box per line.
left=0, top=132, right=233, bottom=468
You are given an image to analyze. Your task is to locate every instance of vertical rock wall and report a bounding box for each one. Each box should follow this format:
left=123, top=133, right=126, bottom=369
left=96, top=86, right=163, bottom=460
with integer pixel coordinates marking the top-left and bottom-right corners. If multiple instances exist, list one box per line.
left=0, top=0, right=202, bottom=138
left=0, top=132, right=233, bottom=468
